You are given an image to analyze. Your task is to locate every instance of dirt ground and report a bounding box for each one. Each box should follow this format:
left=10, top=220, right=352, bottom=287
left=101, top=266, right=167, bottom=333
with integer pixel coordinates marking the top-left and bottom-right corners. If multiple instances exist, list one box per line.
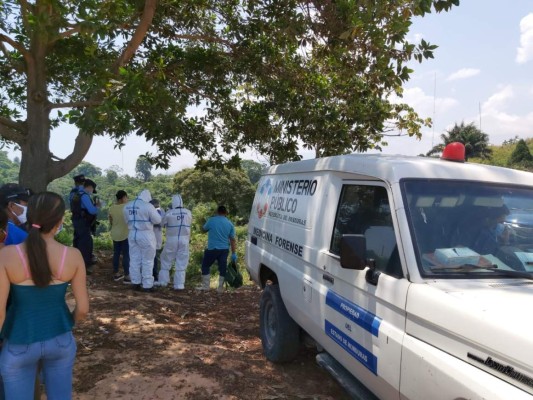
left=67, top=250, right=351, bottom=400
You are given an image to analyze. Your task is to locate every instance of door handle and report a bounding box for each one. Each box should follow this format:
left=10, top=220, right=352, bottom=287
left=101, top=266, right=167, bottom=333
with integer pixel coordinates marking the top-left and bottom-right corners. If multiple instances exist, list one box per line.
left=322, top=274, right=334, bottom=284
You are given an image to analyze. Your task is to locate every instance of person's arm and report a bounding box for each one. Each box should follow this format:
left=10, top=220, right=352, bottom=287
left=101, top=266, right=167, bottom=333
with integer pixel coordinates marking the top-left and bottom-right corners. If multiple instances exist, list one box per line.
left=70, top=250, right=89, bottom=323
left=149, top=205, right=162, bottom=225
left=202, top=218, right=211, bottom=232
left=108, top=211, right=113, bottom=227
left=80, top=193, right=98, bottom=215
left=0, top=253, right=10, bottom=331
left=229, top=223, right=237, bottom=257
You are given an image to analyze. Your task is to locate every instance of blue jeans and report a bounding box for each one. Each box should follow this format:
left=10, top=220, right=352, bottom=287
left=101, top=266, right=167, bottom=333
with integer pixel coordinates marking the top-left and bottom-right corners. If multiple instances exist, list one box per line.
left=201, top=249, right=229, bottom=277
left=112, top=239, right=130, bottom=275
left=0, top=331, right=76, bottom=400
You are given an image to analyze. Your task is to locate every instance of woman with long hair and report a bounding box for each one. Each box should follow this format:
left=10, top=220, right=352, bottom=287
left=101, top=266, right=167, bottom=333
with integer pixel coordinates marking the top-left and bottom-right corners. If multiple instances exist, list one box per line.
left=0, top=192, right=89, bottom=399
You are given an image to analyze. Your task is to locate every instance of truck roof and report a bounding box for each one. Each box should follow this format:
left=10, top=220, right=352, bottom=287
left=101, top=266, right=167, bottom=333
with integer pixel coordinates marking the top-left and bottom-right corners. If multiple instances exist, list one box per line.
left=267, top=153, right=533, bottom=185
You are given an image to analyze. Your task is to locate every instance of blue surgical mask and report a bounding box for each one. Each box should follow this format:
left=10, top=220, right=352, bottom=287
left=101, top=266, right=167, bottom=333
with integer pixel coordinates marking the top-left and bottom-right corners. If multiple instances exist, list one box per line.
left=55, top=223, right=64, bottom=236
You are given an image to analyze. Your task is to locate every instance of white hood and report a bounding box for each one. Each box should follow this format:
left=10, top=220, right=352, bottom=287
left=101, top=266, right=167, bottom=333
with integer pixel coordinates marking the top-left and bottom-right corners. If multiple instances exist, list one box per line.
left=138, top=189, right=152, bottom=203
left=172, top=194, right=183, bottom=209
left=406, top=280, right=533, bottom=393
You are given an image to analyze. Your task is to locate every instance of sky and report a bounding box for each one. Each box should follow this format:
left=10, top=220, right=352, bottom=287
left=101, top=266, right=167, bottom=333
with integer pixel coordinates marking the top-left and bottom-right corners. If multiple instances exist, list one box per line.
left=7, top=0, right=533, bottom=176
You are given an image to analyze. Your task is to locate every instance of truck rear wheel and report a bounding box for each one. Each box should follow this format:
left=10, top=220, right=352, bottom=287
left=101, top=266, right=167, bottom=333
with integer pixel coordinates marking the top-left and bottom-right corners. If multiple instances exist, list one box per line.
left=259, top=284, right=300, bottom=363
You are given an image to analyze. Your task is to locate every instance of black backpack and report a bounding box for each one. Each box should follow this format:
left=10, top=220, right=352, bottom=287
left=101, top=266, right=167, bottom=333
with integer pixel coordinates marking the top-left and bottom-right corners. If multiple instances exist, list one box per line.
left=225, top=260, right=243, bottom=289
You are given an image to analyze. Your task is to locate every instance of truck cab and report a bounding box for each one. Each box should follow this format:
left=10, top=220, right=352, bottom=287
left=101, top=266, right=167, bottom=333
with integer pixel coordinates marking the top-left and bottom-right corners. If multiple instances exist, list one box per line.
left=245, top=145, right=533, bottom=399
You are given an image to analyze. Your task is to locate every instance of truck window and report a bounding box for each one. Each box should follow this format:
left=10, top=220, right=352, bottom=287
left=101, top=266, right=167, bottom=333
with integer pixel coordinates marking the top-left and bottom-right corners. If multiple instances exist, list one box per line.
left=331, top=185, right=402, bottom=278
left=403, top=179, right=533, bottom=278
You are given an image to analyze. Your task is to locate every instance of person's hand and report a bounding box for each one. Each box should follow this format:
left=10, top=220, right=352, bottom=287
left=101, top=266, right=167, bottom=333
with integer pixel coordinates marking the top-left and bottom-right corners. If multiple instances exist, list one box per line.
left=231, top=253, right=237, bottom=262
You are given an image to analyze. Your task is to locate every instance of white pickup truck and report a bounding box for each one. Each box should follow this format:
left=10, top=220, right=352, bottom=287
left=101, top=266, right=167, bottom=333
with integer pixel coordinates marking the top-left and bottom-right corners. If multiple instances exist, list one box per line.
left=245, top=144, right=533, bottom=399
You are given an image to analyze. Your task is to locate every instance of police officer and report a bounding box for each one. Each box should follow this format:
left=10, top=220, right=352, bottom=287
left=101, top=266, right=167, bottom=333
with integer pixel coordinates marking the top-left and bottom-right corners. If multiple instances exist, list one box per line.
left=70, top=178, right=100, bottom=274
left=0, top=184, right=30, bottom=244
left=69, top=174, right=85, bottom=249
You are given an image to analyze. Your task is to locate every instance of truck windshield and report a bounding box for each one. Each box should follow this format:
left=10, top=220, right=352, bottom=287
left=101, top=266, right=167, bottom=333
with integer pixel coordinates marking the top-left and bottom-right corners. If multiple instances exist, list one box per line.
left=402, top=179, right=533, bottom=279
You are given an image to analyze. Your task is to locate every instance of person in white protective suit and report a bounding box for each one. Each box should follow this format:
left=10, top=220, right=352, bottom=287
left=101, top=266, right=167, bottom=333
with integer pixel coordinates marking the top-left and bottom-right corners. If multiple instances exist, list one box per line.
left=156, top=194, right=192, bottom=290
left=123, top=189, right=162, bottom=292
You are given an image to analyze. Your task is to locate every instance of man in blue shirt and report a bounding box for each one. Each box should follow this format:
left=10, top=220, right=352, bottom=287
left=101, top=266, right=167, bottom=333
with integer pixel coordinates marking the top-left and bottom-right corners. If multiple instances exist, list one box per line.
left=70, top=178, right=100, bottom=274
left=198, top=205, right=237, bottom=293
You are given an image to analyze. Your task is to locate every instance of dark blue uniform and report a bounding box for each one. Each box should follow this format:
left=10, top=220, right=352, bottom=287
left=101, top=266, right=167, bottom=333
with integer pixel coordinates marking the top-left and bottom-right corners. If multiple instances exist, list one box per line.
left=70, top=188, right=98, bottom=271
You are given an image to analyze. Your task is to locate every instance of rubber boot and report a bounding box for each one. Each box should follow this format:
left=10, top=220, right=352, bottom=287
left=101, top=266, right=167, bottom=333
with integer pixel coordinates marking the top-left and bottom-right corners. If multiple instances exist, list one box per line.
left=196, top=274, right=210, bottom=291
left=217, top=276, right=225, bottom=293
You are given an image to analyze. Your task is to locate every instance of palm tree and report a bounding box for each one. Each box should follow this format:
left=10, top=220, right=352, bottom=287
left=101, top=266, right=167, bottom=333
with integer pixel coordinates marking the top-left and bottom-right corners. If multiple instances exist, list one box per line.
left=426, top=122, right=492, bottom=161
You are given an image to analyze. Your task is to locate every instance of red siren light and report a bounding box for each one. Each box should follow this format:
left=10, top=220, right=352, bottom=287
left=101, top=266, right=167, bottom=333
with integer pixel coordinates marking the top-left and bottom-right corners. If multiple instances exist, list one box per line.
left=441, top=142, right=465, bottom=163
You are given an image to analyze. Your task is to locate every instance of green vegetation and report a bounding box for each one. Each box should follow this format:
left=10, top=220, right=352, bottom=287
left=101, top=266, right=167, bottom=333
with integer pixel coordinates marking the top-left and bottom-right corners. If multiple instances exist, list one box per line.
left=0, top=0, right=459, bottom=191
left=427, top=122, right=492, bottom=161
left=470, top=137, right=533, bottom=172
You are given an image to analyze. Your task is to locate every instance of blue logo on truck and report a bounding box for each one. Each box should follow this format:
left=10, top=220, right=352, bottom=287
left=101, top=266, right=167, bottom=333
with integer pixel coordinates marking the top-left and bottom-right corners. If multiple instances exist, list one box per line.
left=325, top=320, right=378, bottom=374
left=326, top=290, right=381, bottom=337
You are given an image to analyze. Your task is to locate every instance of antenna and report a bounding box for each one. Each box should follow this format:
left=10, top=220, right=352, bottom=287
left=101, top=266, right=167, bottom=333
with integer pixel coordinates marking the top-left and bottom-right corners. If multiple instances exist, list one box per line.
left=432, top=72, right=436, bottom=148
left=479, top=102, right=482, bottom=131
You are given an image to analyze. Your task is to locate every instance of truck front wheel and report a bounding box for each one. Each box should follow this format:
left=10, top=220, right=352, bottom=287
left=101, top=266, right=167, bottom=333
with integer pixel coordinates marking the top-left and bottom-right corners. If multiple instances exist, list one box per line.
left=259, top=284, right=300, bottom=363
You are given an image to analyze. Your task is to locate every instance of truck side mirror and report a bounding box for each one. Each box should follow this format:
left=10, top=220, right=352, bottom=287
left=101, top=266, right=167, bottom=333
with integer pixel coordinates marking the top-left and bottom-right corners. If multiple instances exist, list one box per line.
left=340, top=234, right=367, bottom=270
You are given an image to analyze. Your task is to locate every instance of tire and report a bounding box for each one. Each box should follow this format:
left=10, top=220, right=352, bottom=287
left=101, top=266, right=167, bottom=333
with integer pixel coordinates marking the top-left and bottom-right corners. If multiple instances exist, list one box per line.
left=259, top=283, right=300, bottom=363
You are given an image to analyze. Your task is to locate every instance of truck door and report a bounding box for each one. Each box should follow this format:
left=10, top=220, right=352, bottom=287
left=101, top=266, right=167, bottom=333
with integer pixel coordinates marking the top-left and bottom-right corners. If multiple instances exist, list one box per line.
left=319, top=183, right=409, bottom=400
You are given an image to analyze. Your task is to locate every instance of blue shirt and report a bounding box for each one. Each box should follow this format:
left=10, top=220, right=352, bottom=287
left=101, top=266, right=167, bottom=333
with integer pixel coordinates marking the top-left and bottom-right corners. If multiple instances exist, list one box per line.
left=79, top=190, right=98, bottom=215
left=203, top=215, right=235, bottom=250
left=5, top=221, right=28, bottom=245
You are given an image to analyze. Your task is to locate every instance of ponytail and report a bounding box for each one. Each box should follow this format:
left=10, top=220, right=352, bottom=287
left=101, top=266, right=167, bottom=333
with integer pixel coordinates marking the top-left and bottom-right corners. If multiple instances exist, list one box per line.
left=25, top=192, right=65, bottom=287
left=26, top=224, right=52, bottom=287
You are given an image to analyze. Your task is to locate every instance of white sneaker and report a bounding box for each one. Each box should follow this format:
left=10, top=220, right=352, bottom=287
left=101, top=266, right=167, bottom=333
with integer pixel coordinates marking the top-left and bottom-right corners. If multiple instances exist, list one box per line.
left=153, top=281, right=167, bottom=288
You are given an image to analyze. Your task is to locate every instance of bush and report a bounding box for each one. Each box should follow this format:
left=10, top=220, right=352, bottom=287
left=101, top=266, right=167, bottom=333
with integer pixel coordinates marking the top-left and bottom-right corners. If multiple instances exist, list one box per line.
left=93, top=231, right=113, bottom=250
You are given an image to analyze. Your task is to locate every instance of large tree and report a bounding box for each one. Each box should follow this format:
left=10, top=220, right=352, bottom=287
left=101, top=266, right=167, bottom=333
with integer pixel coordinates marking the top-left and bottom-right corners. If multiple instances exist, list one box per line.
left=0, top=0, right=458, bottom=191
left=426, top=121, right=492, bottom=161
left=172, top=167, right=255, bottom=218
left=508, top=139, right=533, bottom=170
left=135, top=155, right=152, bottom=182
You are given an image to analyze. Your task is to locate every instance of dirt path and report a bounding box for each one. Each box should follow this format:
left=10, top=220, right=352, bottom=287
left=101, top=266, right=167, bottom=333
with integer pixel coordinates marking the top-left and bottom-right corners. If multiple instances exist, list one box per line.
left=69, top=251, right=351, bottom=400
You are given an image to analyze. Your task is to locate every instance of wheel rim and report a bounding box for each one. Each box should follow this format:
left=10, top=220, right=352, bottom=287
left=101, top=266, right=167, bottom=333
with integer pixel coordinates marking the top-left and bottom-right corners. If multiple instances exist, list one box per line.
left=264, top=300, right=277, bottom=347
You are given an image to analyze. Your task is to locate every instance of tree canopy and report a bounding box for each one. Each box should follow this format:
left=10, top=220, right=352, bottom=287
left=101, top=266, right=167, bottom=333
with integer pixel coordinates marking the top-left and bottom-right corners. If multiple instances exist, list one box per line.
left=135, top=156, right=152, bottom=182
left=508, top=139, right=533, bottom=170
left=172, top=167, right=256, bottom=219
left=426, top=121, right=492, bottom=161
left=0, top=0, right=459, bottom=191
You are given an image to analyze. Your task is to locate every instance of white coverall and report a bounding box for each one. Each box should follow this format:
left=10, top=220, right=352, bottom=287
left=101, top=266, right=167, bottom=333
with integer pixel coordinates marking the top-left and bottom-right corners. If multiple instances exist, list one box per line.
left=158, top=194, right=192, bottom=289
left=123, top=189, right=162, bottom=288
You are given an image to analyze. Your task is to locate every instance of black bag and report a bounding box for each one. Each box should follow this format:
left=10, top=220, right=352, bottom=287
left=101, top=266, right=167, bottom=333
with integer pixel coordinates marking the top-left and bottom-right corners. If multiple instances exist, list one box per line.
left=225, top=260, right=243, bottom=289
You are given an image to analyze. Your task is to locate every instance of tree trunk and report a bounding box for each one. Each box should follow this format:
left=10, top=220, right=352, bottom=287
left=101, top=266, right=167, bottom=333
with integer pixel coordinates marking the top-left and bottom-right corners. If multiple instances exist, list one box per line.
left=18, top=32, right=51, bottom=193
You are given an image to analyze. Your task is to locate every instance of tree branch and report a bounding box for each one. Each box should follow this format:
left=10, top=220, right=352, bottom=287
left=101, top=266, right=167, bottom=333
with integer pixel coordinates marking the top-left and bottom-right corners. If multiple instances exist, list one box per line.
left=0, top=41, right=10, bottom=58
left=47, top=100, right=103, bottom=111
left=49, top=131, right=93, bottom=179
left=0, top=116, right=26, bottom=143
left=17, top=0, right=32, bottom=35
left=112, top=0, right=158, bottom=73
left=50, top=0, right=157, bottom=180
left=58, top=25, right=82, bottom=39
left=0, top=33, right=29, bottom=57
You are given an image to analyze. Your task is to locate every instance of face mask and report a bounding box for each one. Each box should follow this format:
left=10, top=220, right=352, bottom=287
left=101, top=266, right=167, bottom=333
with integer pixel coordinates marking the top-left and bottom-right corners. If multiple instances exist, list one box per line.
left=55, top=223, right=64, bottom=236
left=12, top=203, right=27, bottom=225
